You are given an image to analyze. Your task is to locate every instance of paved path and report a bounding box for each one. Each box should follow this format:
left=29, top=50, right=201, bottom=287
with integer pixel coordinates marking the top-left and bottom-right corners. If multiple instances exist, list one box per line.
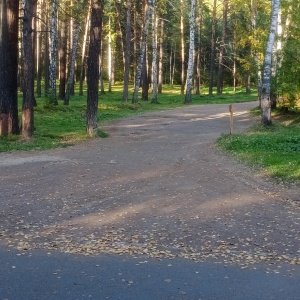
left=0, top=102, right=300, bottom=299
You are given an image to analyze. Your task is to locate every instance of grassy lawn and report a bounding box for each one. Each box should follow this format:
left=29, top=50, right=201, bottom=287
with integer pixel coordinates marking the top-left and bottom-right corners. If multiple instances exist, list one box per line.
left=217, top=108, right=300, bottom=182
left=0, top=84, right=257, bottom=152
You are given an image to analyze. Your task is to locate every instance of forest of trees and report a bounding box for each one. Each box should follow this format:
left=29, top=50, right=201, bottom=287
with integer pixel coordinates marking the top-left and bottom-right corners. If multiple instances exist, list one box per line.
left=0, top=0, right=299, bottom=137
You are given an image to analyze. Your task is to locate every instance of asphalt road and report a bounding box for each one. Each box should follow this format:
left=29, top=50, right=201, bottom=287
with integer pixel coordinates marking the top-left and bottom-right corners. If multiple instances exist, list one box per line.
left=1, top=247, right=300, bottom=300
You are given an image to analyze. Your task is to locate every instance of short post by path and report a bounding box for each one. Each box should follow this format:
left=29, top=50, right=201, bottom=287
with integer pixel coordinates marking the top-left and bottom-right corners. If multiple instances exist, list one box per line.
left=229, top=104, right=233, bottom=135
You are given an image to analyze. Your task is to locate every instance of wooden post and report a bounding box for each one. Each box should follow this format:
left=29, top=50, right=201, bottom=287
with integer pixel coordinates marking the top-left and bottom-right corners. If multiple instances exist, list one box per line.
left=229, top=104, right=233, bottom=135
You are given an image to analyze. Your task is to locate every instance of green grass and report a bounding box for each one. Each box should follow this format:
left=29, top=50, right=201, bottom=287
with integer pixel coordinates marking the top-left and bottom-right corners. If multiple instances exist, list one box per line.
left=0, top=84, right=257, bottom=152
left=217, top=108, right=300, bottom=182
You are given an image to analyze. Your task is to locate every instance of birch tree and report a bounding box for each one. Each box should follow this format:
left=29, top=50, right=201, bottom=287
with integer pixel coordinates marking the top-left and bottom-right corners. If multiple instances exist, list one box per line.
left=261, top=0, right=281, bottom=125
left=184, top=0, right=196, bottom=103
left=132, top=0, right=152, bottom=103
left=158, top=19, right=164, bottom=94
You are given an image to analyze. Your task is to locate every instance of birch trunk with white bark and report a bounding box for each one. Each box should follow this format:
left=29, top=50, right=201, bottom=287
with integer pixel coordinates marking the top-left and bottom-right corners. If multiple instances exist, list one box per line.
left=261, top=0, right=281, bottom=125
left=184, top=0, right=196, bottom=103
left=132, top=0, right=152, bottom=103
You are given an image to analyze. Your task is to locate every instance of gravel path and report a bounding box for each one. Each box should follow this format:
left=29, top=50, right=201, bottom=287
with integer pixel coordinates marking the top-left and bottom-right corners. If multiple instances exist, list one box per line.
left=0, top=101, right=300, bottom=299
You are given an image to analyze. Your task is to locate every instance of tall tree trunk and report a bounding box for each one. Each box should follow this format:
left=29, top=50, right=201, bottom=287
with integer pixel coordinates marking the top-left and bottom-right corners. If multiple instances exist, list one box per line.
left=217, top=0, right=228, bottom=95
left=251, top=0, right=261, bottom=102
left=49, top=0, right=59, bottom=104
left=79, top=4, right=91, bottom=96
left=261, top=0, right=281, bottom=126
left=65, top=19, right=80, bottom=105
left=44, top=0, right=50, bottom=95
left=36, top=0, right=42, bottom=97
left=184, top=0, right=196, bottom=103
left=0, top=0, right=20, bottom=136
left=132, top=0, right=151, bottom=103
left=209, top=0, right=217, bottom=96
left=59, top=13, right=67, bottom=100
left=151, top=0, right=158, bottom=103
left=233, top=29, right=237, bottom=93
left=141, top=0, right=149, bottom=100
left=108, top=14, right=112, bottom=92
left=180, top=0, right=185, bottom=95
left=86, top=0, right=103, bottom=136
left=22, top=0, right=36, bottom=138
left=195, top=0, right=202, bottom=95
left=122, top=0, right=132, bottom=102
left=158, top=18, right=164, bottom=94
left=133, top=3, right=138, bottom=81
left=116, top=2, right=125, bottom=66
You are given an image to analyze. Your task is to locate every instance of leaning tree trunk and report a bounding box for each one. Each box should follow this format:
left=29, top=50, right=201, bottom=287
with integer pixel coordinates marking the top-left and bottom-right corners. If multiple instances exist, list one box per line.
left=132, top=0, right=152, bottom=103
left=184, top=0, right=196, bottom=103
left=0, top=0, right=20, bottom=136
left=122, top=0, right=132, bottom=102
left=86, top=0, right=103, bottom=136
left=22, top=0, right=37, bottom=138
left=49, top=0, right=59, bottom=104
left=261, top=0, right=281, bottom=126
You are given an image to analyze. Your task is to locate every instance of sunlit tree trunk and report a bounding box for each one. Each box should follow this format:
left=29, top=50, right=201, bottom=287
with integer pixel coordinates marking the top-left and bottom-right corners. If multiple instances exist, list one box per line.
left=261, top=0, right=281, bottom=126
left=79, top=4, right=91, bottom=96
left=22, top=0, right=37, bottom=138
left=185, top=0, right=196, bottom=103
left=0, top=0, right=20, bottom=136
left=158, top=18, right=164, bottom=94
